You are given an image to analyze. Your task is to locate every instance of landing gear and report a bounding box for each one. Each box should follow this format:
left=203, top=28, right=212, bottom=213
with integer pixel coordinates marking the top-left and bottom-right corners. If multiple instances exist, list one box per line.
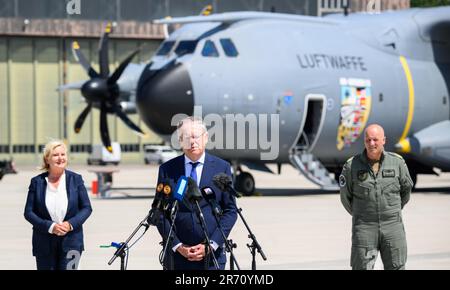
left=235, top=172, right=255, bottom=196
left=231, top=163, right=256, bottom=196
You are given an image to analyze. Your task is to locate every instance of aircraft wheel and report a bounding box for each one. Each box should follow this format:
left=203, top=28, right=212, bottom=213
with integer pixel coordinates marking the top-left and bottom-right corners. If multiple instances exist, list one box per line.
left=235, top=172, right=255, bottom=196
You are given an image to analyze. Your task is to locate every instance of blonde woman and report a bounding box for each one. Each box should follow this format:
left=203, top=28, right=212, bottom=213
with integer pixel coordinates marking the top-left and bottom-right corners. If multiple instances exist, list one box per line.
left=24, top=140, right=92, bottom=270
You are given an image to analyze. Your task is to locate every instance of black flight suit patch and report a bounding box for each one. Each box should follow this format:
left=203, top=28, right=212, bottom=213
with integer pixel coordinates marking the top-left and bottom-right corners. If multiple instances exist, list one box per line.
left=358, top=170, right=368, bottom=181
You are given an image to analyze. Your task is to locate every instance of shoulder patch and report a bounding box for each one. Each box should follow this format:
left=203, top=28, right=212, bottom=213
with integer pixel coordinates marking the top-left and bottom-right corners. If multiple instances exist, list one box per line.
left=339, top=175, right=346, bottom=187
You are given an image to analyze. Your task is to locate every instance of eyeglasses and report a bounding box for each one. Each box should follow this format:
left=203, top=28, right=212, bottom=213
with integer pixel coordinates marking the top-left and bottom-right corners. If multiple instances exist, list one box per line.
left=180, top=132, right=206, bottom=141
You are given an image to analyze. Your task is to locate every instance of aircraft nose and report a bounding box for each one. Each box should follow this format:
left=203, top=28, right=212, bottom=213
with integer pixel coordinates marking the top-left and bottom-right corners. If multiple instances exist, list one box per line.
left=136, top=62, right=194, bottom=135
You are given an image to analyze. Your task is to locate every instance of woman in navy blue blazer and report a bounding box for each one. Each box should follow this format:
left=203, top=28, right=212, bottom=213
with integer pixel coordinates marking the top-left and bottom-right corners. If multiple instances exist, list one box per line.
left=24, top=140, right=92, bottom=270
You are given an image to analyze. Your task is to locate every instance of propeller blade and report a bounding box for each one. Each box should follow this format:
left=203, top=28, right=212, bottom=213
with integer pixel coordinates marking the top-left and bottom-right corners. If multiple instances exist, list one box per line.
left=74, top=103, right=92, bottom=133
left=112, top=104, right=145, bottom=136
left=100, top=102, right=113, bottom=153
left=98, top=22, right=112, bottom=78
left=56, top=81, right=85, bottom=92
left=107, top=48, right=140, bottom=85
left=72, top=42, right=99, bottom=78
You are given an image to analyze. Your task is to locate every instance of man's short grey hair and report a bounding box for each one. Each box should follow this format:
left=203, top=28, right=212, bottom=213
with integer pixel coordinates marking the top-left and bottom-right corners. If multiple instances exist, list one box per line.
left=177, top=116, right=207, bottom=138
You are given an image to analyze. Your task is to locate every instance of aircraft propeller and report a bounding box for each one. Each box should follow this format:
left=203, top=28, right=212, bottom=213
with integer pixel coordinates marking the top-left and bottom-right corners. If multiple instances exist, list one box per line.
left=59, top=23, right=145, bottom=152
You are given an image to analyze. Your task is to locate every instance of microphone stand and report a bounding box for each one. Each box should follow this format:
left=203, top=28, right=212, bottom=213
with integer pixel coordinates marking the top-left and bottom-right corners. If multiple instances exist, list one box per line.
left=191, top=199, right=220, bottom=270
left=209, top=209, right=241, bottom=270
left=236, top=206, right=267, bottom=270
left=228, top=239, right=238, bottom=270
left=108, top=213, right=151, bottom=270
left=160, top=200, right=180, bottom=270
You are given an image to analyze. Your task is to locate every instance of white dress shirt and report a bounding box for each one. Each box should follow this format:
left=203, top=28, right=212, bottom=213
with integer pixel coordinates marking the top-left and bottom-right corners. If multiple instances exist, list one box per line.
left=172, top=153, right=219, bottom=252
left=45, top=172, right=68, bottom=234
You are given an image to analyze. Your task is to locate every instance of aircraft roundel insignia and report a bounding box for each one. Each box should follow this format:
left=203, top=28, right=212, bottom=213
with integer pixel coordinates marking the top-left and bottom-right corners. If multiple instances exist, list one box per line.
left=339, top=175, right=346, bottom=187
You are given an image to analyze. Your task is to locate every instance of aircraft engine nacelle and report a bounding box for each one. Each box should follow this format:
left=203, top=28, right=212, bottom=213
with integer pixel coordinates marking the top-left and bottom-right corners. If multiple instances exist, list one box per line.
left=407, top=120, right=450, bottom=171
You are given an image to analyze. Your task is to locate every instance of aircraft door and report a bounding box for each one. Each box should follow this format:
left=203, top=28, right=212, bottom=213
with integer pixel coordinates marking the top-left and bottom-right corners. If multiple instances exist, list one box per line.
left=292, top=94, right=327, bottom=152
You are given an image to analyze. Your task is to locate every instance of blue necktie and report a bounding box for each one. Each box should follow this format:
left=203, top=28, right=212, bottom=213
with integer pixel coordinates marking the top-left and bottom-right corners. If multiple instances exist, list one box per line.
left=189, top=162, right=200, bottom=184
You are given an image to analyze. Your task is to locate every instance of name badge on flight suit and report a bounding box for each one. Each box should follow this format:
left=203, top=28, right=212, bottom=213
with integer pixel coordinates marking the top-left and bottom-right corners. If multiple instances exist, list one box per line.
left=382, top=169, right=395, bottom=178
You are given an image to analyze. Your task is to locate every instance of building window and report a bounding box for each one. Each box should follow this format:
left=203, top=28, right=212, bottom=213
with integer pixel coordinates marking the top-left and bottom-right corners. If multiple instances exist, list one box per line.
left=70, top=144, right=92, bottom=153
left=121, top=144, right=140, bottom=152
left=13, top=144, right=35, bottom=153
left=0, top=145, right=10, bottom=153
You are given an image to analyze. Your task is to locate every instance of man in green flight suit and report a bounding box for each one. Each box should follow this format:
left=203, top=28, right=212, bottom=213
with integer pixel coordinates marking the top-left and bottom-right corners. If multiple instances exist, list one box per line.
left=340, top=124, right=413, bottom=270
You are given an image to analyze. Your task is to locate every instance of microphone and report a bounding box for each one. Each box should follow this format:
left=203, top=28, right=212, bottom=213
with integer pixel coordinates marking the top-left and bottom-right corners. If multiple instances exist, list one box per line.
left=161, top=179, right=176, bottom=217
left=201, top=186, right=222, bottom=217
left=153, top=182, right=165, bottom=207
left=173, top=176, right=188, bottom=201
left=148, top=178, right=177, bottom=225
left=147, top=181, right=166, bottom=225
left=186, top=177, right=203, bottom=202
left=170, top=176, right=189, bottom=218
left=212, top=173, right=241, bottom=198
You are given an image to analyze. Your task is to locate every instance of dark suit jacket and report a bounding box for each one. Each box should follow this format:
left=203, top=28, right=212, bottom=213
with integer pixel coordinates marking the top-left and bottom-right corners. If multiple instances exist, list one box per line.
left=156, top=152, right=237, bottom=268
left=24, top=170, right=92, bottom=256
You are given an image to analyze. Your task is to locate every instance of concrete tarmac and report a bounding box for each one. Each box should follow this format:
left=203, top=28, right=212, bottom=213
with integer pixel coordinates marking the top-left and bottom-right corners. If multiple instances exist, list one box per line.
left=1, top=163, right=449, bottom=270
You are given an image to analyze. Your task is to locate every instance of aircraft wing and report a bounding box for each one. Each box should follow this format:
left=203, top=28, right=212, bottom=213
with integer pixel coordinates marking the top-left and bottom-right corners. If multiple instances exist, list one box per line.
left=154, top=11, right=341, bottom=26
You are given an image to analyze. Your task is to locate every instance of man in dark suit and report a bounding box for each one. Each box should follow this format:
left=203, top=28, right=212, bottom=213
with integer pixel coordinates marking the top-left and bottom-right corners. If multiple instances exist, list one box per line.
left=156, top=116, right=237, bottom=270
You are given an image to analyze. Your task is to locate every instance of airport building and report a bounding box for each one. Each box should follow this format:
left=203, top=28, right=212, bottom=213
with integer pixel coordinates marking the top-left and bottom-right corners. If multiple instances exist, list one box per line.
left=0, top=0, right=410, bottom=165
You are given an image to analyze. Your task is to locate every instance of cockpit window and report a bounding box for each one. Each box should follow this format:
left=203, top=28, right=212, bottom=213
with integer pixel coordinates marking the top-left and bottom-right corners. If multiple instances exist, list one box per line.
left=201, top=40, right=219, bottom=57
left=156, top=41, right=175, bottom=56
left=174, top=40, right=198, bottom=56
left=220, top=38, right=238, bottom=57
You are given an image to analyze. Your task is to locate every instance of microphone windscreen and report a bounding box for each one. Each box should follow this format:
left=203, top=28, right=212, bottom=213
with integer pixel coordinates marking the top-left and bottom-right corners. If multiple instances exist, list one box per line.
left=212, top=173, right=232, bottom=191
left=187, top=177, right=202, bottom=200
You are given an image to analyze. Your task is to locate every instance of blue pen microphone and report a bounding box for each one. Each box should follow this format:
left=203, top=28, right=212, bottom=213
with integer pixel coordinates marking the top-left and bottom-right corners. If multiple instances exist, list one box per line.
left=170, top=176, right=188, bottom=218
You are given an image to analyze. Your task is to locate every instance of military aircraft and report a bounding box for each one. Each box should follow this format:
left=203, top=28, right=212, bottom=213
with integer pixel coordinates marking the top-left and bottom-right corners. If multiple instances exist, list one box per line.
left=61, top=6, right=450, bottom=195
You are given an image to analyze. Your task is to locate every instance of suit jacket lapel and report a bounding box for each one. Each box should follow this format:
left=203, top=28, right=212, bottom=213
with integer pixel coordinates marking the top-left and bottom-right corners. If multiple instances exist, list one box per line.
left=199, top=153, right=214, bottom=189
left=197, top=153, right=215, bottom=208
left=39, top=173, right=52, bottom=220
left=64, top=170, right=72, bottom=218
